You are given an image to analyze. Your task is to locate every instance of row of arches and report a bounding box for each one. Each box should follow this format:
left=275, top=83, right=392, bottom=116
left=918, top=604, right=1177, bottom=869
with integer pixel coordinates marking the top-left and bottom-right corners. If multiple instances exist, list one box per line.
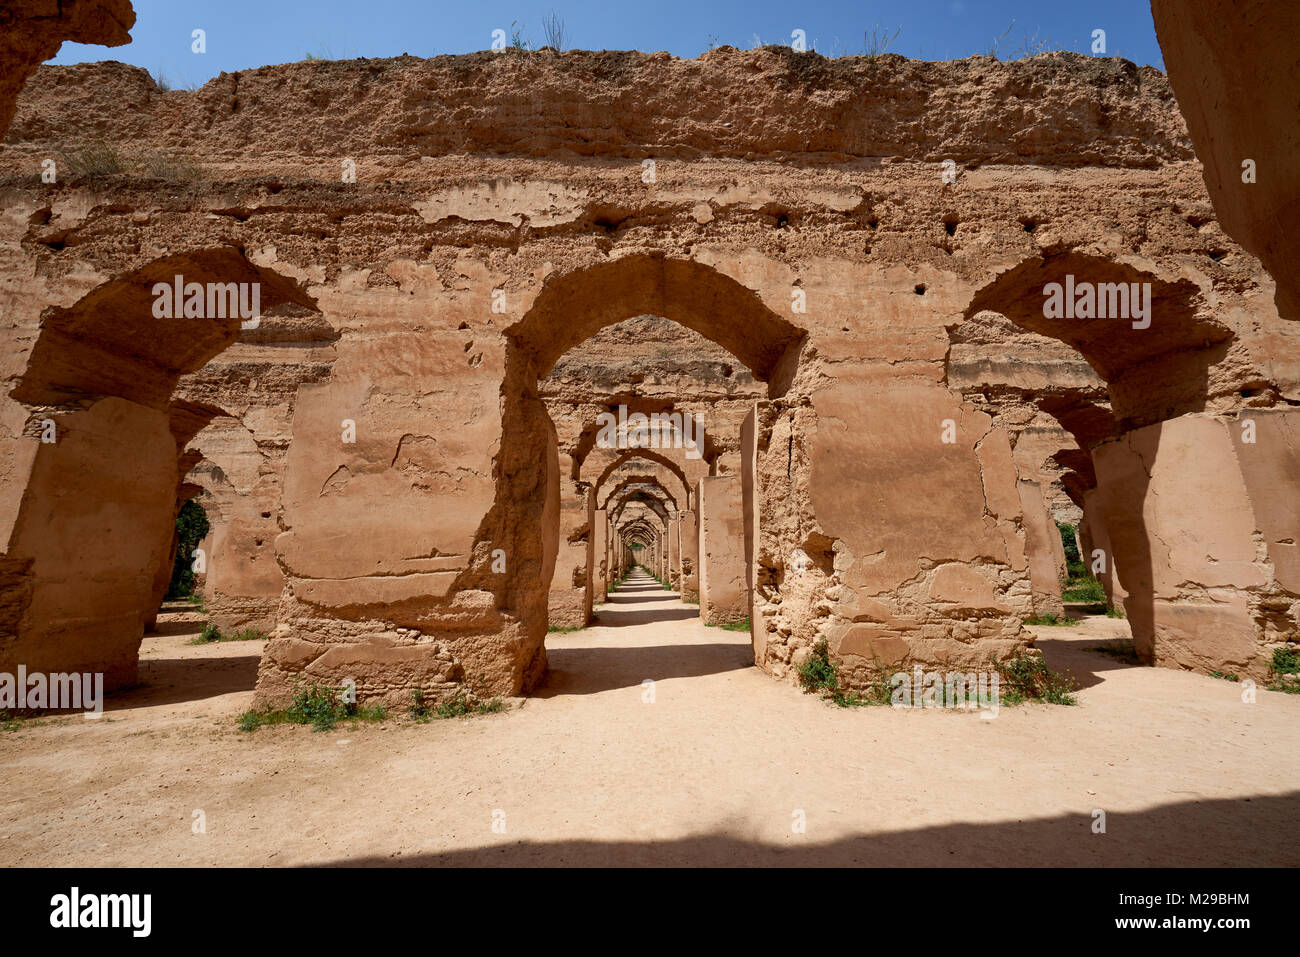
left=1, top=246, right=1294, bottom=707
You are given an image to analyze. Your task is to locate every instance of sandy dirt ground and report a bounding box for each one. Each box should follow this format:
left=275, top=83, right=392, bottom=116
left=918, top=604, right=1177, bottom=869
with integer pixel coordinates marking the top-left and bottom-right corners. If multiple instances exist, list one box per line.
left=2, top=573, right=1298, bottom=867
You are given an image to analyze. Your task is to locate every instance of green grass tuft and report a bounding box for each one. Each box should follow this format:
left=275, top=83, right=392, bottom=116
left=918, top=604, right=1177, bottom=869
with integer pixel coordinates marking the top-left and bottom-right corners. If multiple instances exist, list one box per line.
left=434, top=690, right=506, bottom=719
left=1026, top=613, right=1080, bottom=627
left=710, top=617, right=751, bottom=632
left=1062, top=576, right=1106, bottom=603
left=190, top=624, right=267, bottom=645
left=999, top=651, right=1077, bottom=706
left=238, top=684, right=386, bottom=733
left=795, top=639, right=890, bottom=707
left=796, top=642, right=1076, bottom=709
left=1267, top=646, right=1300, bottom=693
left=796, top=639, right=839, bottom=696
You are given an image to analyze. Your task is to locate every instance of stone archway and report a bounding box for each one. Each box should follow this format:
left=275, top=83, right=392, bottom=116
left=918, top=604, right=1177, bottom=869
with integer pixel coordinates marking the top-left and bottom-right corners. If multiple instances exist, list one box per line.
left=606, top=480, right=678, bottom=589
left=1, top=248, right=317, bottom=690
left=592, top=455, right=694, bottom=602
left=959, top=249, right=1296, bottom=678
left=493, top=253, right=809, bottom=691
left=593, top=449, right=693, bottom=508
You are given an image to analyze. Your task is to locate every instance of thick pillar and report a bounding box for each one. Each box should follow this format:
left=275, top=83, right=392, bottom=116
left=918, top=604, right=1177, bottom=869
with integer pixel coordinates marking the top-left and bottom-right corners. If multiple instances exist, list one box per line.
left=1, top=397, right=178, bottom=692
left=741, top=404, right=761, bottom=654
left=698, top=475, right=748, bottom=625
left=592, top=508, right=607, bottom=602
left=1092, top=410, right=1300, bottom=679
left=1017, top=478, right=1066, bottom=617
left=548, top=459, right=590, bottom=628
left=667, top=515, right=680, bottom=588
left=1079, top=488, right=1127, bottom=607
left=679, top=510, right=699, bottom=602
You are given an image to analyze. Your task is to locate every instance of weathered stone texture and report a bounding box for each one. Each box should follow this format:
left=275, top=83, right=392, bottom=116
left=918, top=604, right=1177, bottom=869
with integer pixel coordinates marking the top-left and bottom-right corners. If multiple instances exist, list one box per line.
left=0, top=46, right=1293, bottom=702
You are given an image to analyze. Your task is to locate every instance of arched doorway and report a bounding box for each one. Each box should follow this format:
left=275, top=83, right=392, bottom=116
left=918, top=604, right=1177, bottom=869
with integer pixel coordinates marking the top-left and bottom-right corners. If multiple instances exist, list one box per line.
left=493, top=253, right=809, bottom=691
left=2, top=248, right=318, bottom=691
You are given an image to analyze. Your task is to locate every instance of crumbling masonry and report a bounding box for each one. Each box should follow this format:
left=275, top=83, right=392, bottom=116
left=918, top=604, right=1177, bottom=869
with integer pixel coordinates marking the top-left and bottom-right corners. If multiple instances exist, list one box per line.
left=1, top=6, right=1298, bottom=706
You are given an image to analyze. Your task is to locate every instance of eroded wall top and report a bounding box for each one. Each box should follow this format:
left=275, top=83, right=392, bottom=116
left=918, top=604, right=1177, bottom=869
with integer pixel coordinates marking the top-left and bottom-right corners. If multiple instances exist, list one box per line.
left=5, top=49, right=1192, bottom=171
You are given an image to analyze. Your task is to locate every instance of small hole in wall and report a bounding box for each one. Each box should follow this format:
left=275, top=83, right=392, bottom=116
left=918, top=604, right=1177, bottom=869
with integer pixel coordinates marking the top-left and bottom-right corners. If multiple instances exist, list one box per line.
left=943, top=219, right=958, bottom=237
left=457, top=321, right=469, bottom=330
left=867, top=218, right=879, bottom=229
left=255, top=539, right=264, bottom=547
left=1208, top=248, right=1229, bottom=262
left=260, top=511, right=271, bottom=519
left=1019, top=217, right=1040, bottom=233
left=914, top=284, right=927, bottom=295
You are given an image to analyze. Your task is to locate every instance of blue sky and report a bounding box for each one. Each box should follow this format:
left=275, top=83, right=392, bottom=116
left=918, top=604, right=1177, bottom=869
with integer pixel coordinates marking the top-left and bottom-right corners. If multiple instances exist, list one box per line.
left=51, top=0, right=1165, bottom=88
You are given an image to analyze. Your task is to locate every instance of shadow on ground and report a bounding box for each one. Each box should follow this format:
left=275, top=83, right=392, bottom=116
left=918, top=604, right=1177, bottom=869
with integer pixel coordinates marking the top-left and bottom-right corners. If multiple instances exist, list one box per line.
left=144, top=619, right=207, bottom=638
left=536, top=638, right=753, bottom=696
left=1035, top=631, right=1144, bottom=693
left=103, top=651, right=262, bottom=712
left=320, top=792, right=1300, bottom=866
left=593, top=604, right=701, bottom=626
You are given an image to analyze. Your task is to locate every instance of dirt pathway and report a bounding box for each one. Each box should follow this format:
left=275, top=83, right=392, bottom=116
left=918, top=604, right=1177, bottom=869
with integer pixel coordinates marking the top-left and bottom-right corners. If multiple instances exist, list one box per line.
left=1, top=578, right=1298, bottom=866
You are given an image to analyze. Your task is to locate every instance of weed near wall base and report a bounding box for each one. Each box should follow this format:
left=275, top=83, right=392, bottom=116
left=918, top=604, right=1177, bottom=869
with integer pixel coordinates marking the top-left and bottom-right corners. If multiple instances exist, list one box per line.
left=408, top=686, right=504, bottom=721
left=998, top=652, right=1078, bottom=706
left=432, top=691, right=505, bottom=719
left=796, top=639, right=892, bottom=707
left=797, top=639, right=1077, bottom=709
left=709, top=617, right=751, bottom=633
left=1266, top=646, right=1300, bottom=694
left=1026, top=613, right=1080, bottom=626
left=189, top=626, right=269, bottom=645
left=240, top=680, right=506, bottom=732
left=237, top=683, right=385, bottom=733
